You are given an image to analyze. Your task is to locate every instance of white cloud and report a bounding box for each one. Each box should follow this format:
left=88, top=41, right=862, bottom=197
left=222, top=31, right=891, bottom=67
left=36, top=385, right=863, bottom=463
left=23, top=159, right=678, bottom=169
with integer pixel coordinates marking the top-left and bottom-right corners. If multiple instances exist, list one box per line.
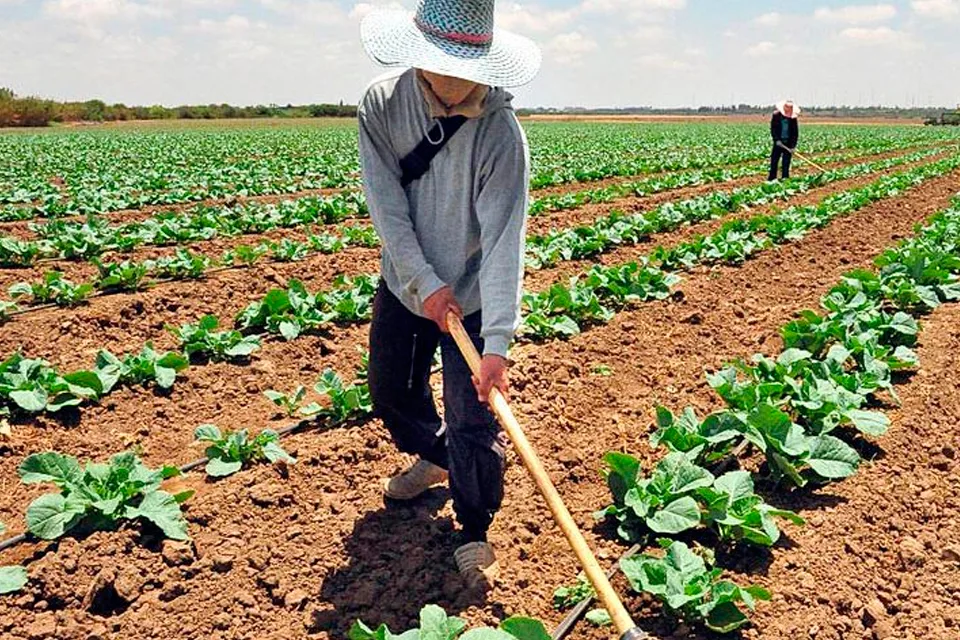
left=496, top=3, right=576, bottom=34
left=543, top=31, right=598, bottom=65
left=911, top=0, right=960, bottom=17
left=839, top=26, right=917, bottom=48
left=753, top=12, right=781, bottom=27
left=814, top=4, right=897, bottom=24
left=745, top=41, right=776, bottom=56
left=349, top=2, right=403, bottom=21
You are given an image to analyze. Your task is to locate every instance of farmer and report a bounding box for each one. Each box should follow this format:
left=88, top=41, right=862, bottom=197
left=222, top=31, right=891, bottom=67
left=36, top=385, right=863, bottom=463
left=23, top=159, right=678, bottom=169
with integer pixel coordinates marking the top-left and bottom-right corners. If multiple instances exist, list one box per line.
left=357, top=0, right=540, bottom=589
left=769, top=100, right=800, bottom=180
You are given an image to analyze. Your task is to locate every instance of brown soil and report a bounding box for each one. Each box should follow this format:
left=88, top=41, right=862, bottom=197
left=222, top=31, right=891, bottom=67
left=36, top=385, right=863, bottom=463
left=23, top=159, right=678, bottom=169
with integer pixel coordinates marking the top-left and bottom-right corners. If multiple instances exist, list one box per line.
left=0, top=158, right=958, bottom=638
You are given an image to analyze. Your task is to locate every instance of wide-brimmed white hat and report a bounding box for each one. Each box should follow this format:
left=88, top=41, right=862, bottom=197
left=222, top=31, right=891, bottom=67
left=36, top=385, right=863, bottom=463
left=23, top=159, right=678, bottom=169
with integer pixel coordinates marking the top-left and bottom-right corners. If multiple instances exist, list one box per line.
left=360, top=0, right=541, bottom=87
left=776, top=100, right=801, bottom=118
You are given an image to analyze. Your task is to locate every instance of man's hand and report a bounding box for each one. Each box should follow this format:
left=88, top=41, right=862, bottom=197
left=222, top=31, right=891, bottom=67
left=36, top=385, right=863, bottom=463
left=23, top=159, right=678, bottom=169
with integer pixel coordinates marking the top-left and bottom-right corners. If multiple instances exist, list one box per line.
left=473, top=354, right=509, bottom=403
left=423, top=285, right=462, bottom=333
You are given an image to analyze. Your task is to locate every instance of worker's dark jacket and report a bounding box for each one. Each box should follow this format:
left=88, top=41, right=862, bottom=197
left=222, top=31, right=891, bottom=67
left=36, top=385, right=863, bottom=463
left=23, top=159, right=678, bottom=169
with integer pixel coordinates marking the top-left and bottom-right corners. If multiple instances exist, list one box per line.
left=770, top=111, right=799, bottom=148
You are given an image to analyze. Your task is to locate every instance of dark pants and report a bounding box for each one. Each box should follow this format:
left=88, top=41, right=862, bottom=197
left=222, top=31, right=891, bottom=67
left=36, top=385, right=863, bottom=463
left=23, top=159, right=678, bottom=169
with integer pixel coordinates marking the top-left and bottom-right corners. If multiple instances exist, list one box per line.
left=769, top=142, right=793, bottom=180
left=368, top=281, right=507, bottom=543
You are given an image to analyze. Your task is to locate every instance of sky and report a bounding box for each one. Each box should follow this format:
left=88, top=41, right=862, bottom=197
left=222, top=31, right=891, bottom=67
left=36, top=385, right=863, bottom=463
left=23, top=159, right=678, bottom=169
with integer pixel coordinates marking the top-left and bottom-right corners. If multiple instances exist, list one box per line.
left=0, top=0, right=958, bottom=109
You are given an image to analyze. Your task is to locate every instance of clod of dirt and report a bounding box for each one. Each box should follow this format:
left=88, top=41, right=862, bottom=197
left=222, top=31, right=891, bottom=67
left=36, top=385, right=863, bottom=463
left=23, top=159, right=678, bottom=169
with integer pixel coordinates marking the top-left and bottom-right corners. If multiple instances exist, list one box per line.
left=248, top=482, right=294, bottom=507
left=161, top=540, right=195, bottom=567
left=862, top=598, right=887, bottom=627
left=898, top=536, right=927, bottom=565
left=82, top=569, right=132, bottom=618
left=211, top=554, right=234, bottom=573
left=283, top=588, right=309, bottom=609
left=25, top=612, right=57, bottom=639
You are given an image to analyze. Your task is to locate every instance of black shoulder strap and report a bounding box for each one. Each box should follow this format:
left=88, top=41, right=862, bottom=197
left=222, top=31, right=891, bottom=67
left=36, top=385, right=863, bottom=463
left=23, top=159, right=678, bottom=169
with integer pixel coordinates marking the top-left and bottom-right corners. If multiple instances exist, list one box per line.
left=400, top=115, right=469, bottom=188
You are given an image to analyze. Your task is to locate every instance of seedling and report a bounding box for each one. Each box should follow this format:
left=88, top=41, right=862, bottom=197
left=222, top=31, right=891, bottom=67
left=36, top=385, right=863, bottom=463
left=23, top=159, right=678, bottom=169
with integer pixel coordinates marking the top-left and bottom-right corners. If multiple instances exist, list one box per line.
left=263, top=385, right=307, bottom=417
left=18, top=451, right=192, bottom=540
left=351, top=604, right=550, bottom=640
left=9, top=272, right=93, bottom=307
left=169, top=315, right=261, bottom=362
left=621, top=540, right=770, bottom=633
left=194, top=424, right=295, bottom=477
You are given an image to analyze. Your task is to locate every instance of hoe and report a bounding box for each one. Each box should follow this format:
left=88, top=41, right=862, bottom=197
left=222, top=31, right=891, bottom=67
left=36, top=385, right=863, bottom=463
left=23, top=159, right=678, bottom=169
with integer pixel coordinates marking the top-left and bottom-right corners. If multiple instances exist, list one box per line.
left=447, top=313, right=646, bottom=640
left=776, top=141, right=828, bottom=174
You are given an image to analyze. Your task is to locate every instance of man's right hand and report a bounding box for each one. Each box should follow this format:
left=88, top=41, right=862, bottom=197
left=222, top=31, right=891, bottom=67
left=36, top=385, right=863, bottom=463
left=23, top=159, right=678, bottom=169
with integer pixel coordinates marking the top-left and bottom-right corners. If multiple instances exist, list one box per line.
left=423, top=285, right=462, bottom=333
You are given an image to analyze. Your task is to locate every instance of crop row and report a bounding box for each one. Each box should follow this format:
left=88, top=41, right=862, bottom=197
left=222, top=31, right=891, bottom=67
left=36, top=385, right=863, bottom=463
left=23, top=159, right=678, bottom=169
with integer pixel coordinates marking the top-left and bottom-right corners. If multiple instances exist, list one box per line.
left=0, top=147, right=941, bottom=316
left=550, top=191, right=960, bottom=632
left=1, top=140, right=938, bottom=271
left=520, top=154, right=960, bottom=339
left=525, top=123, right=956, bottom=189
left=3, top=124, right=956, bottom=223
left=525, top=147, right=946, bottom=269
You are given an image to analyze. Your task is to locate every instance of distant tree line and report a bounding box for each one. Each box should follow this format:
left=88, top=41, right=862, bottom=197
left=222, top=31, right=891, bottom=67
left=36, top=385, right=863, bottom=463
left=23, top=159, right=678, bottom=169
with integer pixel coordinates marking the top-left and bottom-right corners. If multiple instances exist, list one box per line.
left=0, top=88, right=358, bottom=127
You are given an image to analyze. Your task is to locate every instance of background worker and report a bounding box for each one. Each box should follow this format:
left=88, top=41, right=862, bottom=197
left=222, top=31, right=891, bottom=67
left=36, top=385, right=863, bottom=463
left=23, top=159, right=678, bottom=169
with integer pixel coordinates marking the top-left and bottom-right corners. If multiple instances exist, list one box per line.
left=357, top=0, right=540, bottom=590
left=769, top=99, right=800, bottom=180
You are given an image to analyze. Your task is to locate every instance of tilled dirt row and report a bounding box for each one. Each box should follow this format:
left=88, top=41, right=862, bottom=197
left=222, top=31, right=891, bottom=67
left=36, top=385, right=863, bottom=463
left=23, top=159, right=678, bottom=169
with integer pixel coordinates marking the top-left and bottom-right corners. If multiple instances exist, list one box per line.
left=0, top=164, right=957, bottom=640
left=2, top=149, right=951, bottom=372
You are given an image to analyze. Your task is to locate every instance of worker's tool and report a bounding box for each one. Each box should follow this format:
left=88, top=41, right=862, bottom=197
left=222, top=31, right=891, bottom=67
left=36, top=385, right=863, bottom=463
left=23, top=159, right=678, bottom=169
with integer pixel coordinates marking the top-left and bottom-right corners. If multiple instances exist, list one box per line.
left=447, top=313, right=646, bottom=640
left=776, top=141, right=829, bottom=173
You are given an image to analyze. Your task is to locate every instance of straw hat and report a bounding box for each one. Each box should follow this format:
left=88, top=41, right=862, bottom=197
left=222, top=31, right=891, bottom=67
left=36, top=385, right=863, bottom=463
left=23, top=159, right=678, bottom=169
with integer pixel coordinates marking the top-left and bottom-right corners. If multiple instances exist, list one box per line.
left=360, top=0, right=542, bottom=87
left=776, top=100, right=801, bottom=118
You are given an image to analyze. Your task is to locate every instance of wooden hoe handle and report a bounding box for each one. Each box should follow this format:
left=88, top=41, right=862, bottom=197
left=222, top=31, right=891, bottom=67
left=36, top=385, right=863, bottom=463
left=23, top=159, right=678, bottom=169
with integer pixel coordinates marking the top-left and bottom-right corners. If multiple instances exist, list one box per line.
left=776, top=141, right=828, bottom=173
left=446, top=313, right=646, bottom=640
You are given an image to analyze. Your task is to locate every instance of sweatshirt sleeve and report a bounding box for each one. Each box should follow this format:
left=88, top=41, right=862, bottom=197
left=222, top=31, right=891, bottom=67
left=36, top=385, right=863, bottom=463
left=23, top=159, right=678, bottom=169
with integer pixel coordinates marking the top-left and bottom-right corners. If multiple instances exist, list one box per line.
left=475, top=114, right=529, bottom=358
left=358, top=92, right=446, bottom=304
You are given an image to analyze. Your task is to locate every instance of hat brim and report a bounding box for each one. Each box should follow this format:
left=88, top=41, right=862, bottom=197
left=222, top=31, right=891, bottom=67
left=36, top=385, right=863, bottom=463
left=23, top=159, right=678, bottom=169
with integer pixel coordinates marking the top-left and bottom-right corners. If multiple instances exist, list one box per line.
left=776, top=101, right=801, bottom=118
left=361, top=9, right=541, bottom=87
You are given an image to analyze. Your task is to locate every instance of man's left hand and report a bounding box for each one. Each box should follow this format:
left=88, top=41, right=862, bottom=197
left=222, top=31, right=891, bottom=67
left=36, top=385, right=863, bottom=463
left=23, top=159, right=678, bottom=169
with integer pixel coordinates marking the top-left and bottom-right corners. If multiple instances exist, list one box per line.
left=473, top=354, right=509, bottom=403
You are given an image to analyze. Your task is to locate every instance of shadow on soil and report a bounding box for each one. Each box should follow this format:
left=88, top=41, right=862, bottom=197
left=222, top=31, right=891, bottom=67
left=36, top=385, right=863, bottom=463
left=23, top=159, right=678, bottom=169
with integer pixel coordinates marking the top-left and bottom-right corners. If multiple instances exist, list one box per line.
left=314, top=488, right=493, bottom=636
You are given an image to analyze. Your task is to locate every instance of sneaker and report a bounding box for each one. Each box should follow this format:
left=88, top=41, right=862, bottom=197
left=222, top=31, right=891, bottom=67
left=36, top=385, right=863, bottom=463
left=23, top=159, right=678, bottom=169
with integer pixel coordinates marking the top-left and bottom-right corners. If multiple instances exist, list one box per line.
left=454, top=541, right=499, bottom=590
left=382, top=459, right=448, bottom=500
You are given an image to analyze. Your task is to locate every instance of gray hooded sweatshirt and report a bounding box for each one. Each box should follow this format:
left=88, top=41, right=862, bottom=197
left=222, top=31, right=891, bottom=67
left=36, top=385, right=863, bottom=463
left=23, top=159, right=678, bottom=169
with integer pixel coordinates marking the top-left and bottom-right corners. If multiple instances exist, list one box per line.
left=358, top=68, right=529, bottom=357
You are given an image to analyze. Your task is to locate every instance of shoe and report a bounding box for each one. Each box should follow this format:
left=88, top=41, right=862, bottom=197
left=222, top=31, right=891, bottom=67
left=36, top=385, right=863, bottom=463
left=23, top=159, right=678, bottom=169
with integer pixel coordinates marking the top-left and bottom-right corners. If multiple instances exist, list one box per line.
left=454, top=541, right=499, bottom=590
left=382, top=459, right=448, bottom=500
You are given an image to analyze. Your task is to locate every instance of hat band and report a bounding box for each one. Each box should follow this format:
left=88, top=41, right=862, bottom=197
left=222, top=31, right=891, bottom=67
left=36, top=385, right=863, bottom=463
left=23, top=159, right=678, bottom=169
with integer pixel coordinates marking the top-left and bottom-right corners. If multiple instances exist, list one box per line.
left=414, top=17, right=492, bottom=46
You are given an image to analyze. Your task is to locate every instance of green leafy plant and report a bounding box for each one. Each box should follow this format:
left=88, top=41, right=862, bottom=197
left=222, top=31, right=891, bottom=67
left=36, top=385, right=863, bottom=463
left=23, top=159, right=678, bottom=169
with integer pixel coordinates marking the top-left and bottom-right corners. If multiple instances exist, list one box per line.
left=301, top=368, right=372, bottom=422
left=263, top=385, right=307, bottom=417
left=222, top=243, right=268, bottom=267
left=169, top=315, right=261, bottom=362
left=94, top=259, right=148, bottom=292
left=18, top=451, right=192, bottom=540
left=0, top=521, right=28, bottom=595
left=597, top=452, right=802, bottom=546
left=268, top=238, right=308, bottom=262
left=94, top=343, right=189, bottom=392
left=194, top=424, right=295, bottom=477
left=0, top=300, right=18, bottom=323
left=0, top=353, right=103, bottom=415
left=621, top=540, right=770, bottom=633
left=145, top=248, right=212, bottom=280
left=351, top=604, right=550, bottom=640
left=9, top=272, right=93, bottom=307
left=553, top=573, right=595, bottom=610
